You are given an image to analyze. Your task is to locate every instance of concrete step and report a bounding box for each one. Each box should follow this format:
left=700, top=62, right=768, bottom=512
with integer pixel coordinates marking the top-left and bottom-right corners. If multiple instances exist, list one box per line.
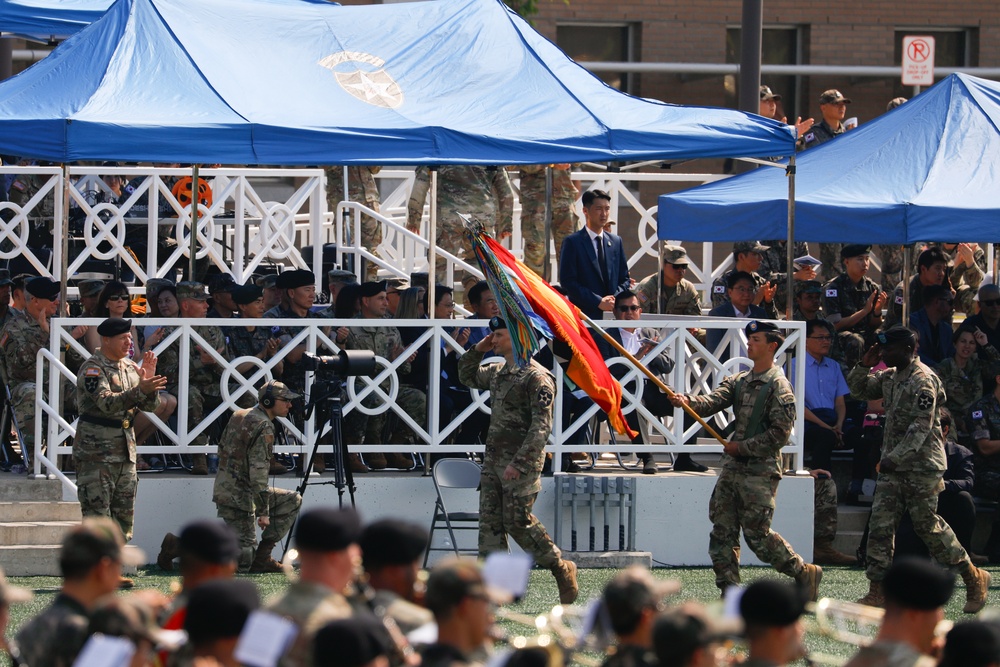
left=0, top=545, right=61, bottom=576
left=0, top=521, right=79, bottom=545
left=0, top=477, right=64, bottom=501
left=0, top=502, right=81, bottom=522
left=836, top=506, right=871, bottom=532
left=833, top=530, right=864, bottom=556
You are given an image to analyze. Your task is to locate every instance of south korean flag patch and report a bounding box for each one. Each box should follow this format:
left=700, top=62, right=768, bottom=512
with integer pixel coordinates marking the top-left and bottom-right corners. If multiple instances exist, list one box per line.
left=84, top=367, right=100, bottom=393
left=895, top=294, right=904, bottom=305
left=826, top=289, right=837, bottom=297
left=973, top=410, right=984, bottom=420
left=713, top=285, right=726, bottom=294
left=916, top=391, right=934, bottom=410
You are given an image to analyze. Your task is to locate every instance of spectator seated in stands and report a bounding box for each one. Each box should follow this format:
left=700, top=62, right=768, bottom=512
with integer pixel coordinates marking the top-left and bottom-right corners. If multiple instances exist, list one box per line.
left=969, top=365, right=1000, bottom=562
left=709, top=241, right=777, bottom=319
left=934, top=326, right=999, bottom=447
left=910, top=284, right=955, bottom=367
left=464, top=281, right=499, bottom=349
left=706, top=271, right=767, bottom=354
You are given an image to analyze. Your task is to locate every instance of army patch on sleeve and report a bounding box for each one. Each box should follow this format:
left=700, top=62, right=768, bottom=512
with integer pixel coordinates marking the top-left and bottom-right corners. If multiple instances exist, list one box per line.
left=826, top=289, right=837, bottom=297
left=712, top=285, right=726, bottom=294
left=84, top=368, right=101, bottom=393
left=804, top=132, right=815, bottom=143
left=917, top=391, right=934, bottom=410
left=973, top=410, right=984, bottom=419
left=895, top=294, right=904, bottom=304
left=538, top=386, right=554, bottom=407
left=638, top=292, right=648, bottom=303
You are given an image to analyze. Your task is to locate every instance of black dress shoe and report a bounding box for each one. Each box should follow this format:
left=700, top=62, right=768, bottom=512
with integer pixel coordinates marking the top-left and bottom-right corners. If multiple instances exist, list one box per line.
left=562, top=457, right=582, bottom=473
left=642, top=458, right=657, bottom=475
left=672, top=453, right=708, bottom=472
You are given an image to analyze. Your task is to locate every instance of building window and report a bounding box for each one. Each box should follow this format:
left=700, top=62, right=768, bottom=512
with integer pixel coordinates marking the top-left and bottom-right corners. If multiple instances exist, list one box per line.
left=725, top=26, right=806, bottom=122
left=556, top=23, right=636, bottom=93
left=892, top=28, right=977, bottom=94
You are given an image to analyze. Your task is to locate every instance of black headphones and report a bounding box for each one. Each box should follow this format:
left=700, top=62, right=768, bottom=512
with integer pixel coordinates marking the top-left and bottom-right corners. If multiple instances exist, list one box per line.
left=260, top=381, right=277, bottom=409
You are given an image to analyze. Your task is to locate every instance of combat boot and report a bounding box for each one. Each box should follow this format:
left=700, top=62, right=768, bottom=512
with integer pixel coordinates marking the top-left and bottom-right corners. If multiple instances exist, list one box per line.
left=385, top=453, right=414, bottom=470
left=190, top=454, right=209, bottom=475
left=813, top=542, right=858, bottom=566
left=156, top=532, right=180, bottom=571
left=269, top=457, right=288, bottom=475
left=961, top=562, right=991, bottom=614
left=349, top=454, right=369, bottom=474
left=856, top=580, right=884, bottom=608
left=552, top=559, right=579, bottom=605
left=249, top=540, right=284, bottom=573
left=367, top=453, right=388, bottom=470
left=795, top=563, right=823, bottom=602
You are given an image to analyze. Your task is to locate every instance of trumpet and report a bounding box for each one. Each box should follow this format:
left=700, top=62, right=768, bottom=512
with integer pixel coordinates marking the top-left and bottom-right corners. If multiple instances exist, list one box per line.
left=495, top=605, right=604, bottom=667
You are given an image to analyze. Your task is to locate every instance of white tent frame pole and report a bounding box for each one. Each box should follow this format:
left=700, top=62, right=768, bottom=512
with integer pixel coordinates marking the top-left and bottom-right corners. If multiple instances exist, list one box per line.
left=428, top=168, right=438, bottom=321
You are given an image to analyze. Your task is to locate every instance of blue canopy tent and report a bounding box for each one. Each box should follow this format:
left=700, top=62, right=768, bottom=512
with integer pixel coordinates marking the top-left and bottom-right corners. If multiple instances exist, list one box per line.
left=0, top=0, right=110, bottom=41
left=658, top=73, right=1000, bottom=316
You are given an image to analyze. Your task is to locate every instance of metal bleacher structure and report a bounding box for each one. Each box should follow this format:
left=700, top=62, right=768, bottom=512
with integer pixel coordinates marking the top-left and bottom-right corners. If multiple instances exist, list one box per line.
left=0, top=165, right=811, bottom=500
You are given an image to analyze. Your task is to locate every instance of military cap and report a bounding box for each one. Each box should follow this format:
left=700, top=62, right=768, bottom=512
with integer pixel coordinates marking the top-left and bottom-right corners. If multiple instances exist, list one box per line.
left=795, top=280, right=824, bottom=295
left=77, top=278, right=105, bottom=297
left=184, top=579, right=259, bottom=644
left=294, top=507, right=361, bottom=552
left=276, top=269, right=315, bottom=290
left=409, top=272, right=429, bottom=289
left=144, top=278, right=175, bottom=300
left=840, top=244, right=872, bottom=259
left=232, top=284, right=264, bottom=306
left=739, top=579, right=807, bottom=628
left=385, top=276, right=410, bottom=292
left=256, top=274, right=278, bottom=289
left=939, top=620, right=1000, bottom=667
left=733, top=241, right=769, bottom=255
left=89, top=597, right=182, bottom=649
left=97, top=318, right=132, bottom=338
left=876, top=325, right=916, bottom=346
left=425, top=559, right=508, bottom=617
left=0, top=565, right=31, bottom=605
left=208, top=274, right=238, bottom=294
left=886, top=97, right=907, bottom=112
left=61, top=517, right=146, bottom=576
left=327, top=268, right=358, bottom=285
left=654, top=602, right=741, bottom=666
left=489, top=316, right=507, bottom=331
left=178, top=520, right=241, bottom=565
left=25, top=276, right=60, bottom=300
left=603, top=566, right=681, bottom=631
left=175, top=281, right=209, bottom=301
left=359, top=519, right=429, bottom=568
left=358, top=280, right=388, bottom=298
left=759, top=85, right=781, bottom=101
left=662, top=245, right=690, bottom=266
left=882, top=557, right=955, bottom=610
left=819, top=89, right=852, bottom=104
left=745, top=320, right=782, bottom=338
left=258, top=380, right=300, bottom=404
left=313, top=616, right=389, bottom=667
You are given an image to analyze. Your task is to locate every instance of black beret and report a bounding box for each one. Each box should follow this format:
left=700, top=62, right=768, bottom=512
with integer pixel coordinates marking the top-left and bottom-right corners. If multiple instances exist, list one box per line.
left=882, top=557, right=955, bottom=610
left=209, top=274, right=238, bottom=294
left=841, top=244, right=872, bottom=259
left=97, top=318, right=132, bottom=337
left=489, top=316, right=507, bottom=331
left=25, top=277, right=60, bottom=300
left=739, top=579, right=806, bottom=627
left=184, top=579, right=259, bottom=644
left=359, top=519, right=429, bottom=568
left=358, top=280, right=388, bottom=298
left=313, top=615, right=389, bottom=667
left=294, top=508, right=362, bottom=552
left=876, top=325, right=916, bottom=346
left=940, top=620, right=1000, bottom=667
left=232, top=284, right=264, bottom=306
left=178, top=520, right=240, bottom=565
left=276, top=269, right=315, bottom=290
left=745, top=320, right=782, bottom=337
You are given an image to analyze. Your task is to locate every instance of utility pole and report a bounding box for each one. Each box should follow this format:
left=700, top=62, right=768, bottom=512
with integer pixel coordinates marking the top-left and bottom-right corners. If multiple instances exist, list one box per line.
left=736, top=0, right=763, bottom=173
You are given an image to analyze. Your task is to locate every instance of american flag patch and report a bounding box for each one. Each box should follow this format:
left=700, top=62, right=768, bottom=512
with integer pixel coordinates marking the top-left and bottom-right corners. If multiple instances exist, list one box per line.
left=85, top=368, right=100, bottom=377
left=826, top=289, right=837, bottom=297
left=973, top=410, right=984, bottom=419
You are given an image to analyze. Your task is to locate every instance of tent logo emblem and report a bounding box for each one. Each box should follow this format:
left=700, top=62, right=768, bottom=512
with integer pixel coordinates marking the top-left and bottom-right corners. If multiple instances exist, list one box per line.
left=318, top=52, right=403, bottom=109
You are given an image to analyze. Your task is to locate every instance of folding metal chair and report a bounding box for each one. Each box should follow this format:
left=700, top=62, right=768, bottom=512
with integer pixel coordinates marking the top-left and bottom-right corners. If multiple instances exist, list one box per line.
left=423, top=458, right=482, bottom=566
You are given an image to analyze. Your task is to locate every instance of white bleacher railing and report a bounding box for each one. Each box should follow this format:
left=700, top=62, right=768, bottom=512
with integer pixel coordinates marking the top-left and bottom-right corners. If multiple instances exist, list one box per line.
left=36, top=316, right=806, bottom=494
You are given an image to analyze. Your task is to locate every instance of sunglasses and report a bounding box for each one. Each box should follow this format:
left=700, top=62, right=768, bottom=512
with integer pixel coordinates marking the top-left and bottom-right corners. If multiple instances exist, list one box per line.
left=107, top=294, right=130, bottom=302
left=808, top=335, right=833, bottom=341
left=982, top=298, right=1000, bottom=307
left=616, top=305, right=640, bottom=312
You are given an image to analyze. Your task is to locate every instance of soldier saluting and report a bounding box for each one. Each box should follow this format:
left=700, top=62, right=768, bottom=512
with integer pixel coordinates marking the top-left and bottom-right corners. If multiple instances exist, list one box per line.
left=76, top=317, right=166, bottom=541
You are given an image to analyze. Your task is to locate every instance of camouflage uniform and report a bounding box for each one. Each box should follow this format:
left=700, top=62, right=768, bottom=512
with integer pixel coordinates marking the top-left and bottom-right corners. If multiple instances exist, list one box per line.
left=407, top=165, right=514, bottom=287
left=600, top=645, right=658, bottom=667
left=710, top=270, right=778, bottom=319
left=0, top=310, right=49, bottom=456
left=818, top=244, right=844, bottom=282
left=634, top=273, right=702, bottom=316
left=822, top=273, right=881, bottom=369
left=814, top=476, right=839, bottom=549
left=685, top=366, right=805, bottom=590
left=13, top=593, right=89, bottom=667
left=886, top=272, right=980, bottom=328
left=75, top=350, right=161, bottom=541
left=264, top=305, right=323, bottom=395
left=266, top=580, right=354, bottom=667
left=934, top=350, right=999, bottom=441
left=875, top=245, right=905, bottom=293
left=212, top=406, right=301, bottom=570
left=326, top=166, right=383, bottom=281
left=969, top=394, right=1000, bottom=500
left=342, top=317, right=427, bottom=446
left=458, top=348, right=561, bottom=567
left=843, top=641, right=937, bottom=667
left=759, top=240, right=811, bottom=311
left=847, top=359, right=971, bottom=581
left=516, top=165, right=580, bottom=277
left=158, top=323, right=228, bottom=449
left=349, top=588, right=433, bottom=636
left=226, top=321, right=278, bottom=407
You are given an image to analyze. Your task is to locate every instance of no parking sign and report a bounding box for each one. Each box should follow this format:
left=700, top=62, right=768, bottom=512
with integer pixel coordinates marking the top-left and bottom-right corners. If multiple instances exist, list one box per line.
left=902, top=35, right=935, bottom=86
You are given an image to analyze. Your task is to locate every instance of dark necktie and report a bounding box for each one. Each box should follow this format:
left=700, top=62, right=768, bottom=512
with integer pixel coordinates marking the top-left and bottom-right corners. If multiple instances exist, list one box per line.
left=596, top=235, right=610, bottom=291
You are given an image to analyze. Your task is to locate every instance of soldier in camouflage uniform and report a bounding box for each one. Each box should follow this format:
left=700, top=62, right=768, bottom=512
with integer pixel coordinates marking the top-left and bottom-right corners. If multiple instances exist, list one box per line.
left=156, top=281, right=228, bottom=475
left=968, top=370, right=1000, bottom=560
left=875, top=245, right=905, bottom=294
left=758, top=239, right=814, bottom=315
left=355, top=519, right=434, bottom=635
left=847, top=326, right=990, bottom=613
left=407, top=165, right=514, bottom=290
left=266, top=508, right=359, bottom=667
left=517, top=164, right=580, bottom=278
left=213, top=380, right=302, bottom=573
left=226, top=284, right=283, bottom=409
left=326, top=167, right=383, bottom=282
left=933, top=327, right=998, bottom=443
left=669, top=320, right=822, bottom=598
left=334, top=280, right=426, bottom=472
left=600, top=567, right=679, bottom=667
left=76, top=318, right=165, bottom=541
left=886, top=245, right=981, bottom=326
left=822, top=245, right=886, bottom=370
left=710, top=241, right=778, bottom=319
left=457, top=316, right=578, bottom=604
left=634, top=245, right=702, bottom=316
left=264, top=270, right=323, bottom=397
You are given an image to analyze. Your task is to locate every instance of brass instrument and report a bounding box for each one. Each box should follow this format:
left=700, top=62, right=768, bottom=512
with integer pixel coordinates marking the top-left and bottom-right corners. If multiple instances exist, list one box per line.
left=494, top=604, right=607, bottom=667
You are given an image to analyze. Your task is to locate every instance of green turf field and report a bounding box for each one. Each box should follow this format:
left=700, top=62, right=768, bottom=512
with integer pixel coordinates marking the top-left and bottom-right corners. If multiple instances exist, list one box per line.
left=4, top=565, right=993, bottom=666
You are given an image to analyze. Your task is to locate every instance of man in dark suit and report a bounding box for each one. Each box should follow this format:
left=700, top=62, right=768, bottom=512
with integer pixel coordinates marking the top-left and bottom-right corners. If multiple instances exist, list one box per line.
left=559, top=189, right=631, bottom=321
left=706, top=271, right=768, bottom=352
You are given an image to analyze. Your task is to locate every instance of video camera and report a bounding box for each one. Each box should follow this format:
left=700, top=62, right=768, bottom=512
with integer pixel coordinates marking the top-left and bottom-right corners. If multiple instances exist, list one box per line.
left=301, top=349, right=376, bottom=377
